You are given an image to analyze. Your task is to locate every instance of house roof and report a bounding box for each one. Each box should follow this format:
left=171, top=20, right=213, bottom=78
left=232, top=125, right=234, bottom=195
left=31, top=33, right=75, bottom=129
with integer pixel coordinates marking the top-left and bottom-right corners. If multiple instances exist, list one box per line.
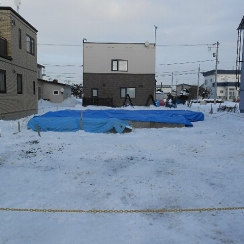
left=38, top=79, right=71, bottom=87
left=84, top=41, right=154, bottom=45
left=0, top=6, right=38, bottom=32
left=37, top=64, right=45, bottom=69
left=237, top=15, right=244, bottom=30
left=202, top=70, right=241, bottom=77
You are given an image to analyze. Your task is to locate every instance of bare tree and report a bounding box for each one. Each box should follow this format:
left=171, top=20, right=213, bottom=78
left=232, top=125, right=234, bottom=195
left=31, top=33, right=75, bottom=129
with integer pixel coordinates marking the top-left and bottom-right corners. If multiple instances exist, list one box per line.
left=199, top=87, right=213, bottom=99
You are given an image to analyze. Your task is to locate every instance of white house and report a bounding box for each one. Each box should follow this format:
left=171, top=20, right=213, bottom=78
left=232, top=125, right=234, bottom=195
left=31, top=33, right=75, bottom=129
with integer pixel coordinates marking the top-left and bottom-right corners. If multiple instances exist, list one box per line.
left=202, top=70, right=241, bottom=101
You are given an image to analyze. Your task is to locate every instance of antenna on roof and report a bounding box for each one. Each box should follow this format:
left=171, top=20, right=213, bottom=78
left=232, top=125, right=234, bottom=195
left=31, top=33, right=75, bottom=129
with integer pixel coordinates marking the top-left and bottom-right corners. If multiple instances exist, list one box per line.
left=14, top=0, right=21, bottom=13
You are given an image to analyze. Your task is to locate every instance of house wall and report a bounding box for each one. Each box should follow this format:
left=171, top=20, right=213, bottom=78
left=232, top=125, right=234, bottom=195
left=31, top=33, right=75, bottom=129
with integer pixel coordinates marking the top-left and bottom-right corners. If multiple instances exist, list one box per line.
left=38, top=80, right=71, bottom=103
left=83, top=42, right=156, bottom=106
left=83, top=42, right=155, bottom=74
left=203, top=72, right=239, bottom=101
left=0, top=8, right=38, bottom=120
left=40, top=82, right=63, bottom=103
left=83, top=73, right=155, bottom=107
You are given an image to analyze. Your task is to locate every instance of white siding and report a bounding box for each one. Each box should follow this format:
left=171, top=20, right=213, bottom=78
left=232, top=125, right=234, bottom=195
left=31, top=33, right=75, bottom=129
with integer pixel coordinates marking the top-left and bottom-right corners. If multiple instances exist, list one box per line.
left=83, top=43, right=155, bottom=74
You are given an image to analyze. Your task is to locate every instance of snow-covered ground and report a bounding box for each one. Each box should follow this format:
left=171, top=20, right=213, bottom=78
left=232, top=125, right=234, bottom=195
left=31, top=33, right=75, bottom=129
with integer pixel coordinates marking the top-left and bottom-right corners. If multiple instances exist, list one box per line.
left=0, top=99, right=244, bottom=244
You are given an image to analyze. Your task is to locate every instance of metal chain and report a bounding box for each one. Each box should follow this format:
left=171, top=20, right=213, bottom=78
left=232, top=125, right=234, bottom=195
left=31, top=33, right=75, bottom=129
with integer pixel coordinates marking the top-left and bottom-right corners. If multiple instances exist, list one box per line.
left=1, top=207, right=244, bottom=214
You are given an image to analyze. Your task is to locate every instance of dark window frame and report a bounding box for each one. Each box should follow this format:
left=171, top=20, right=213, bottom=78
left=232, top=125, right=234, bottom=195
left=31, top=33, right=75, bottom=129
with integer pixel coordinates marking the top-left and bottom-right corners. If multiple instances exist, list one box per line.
left=111, top=59, right=128, bottom=72
left=120, top=87, right=136, bottom=98
left=0, top=69, right=7, bottom=93
left=17, top=74, right=23, bottom=94
left=26, top=34, right=35, bottom=55
left=18, top=28, right=22, bottom=49
left=33, top=81, right=36, bottom=95
left=91, top=88, right=98, bottom=97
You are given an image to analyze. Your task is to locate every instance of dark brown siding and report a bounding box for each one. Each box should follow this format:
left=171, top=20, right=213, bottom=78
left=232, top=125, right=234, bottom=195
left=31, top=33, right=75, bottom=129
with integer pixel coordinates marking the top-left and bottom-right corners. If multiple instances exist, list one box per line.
left=83, top=73, right=155, bottom=107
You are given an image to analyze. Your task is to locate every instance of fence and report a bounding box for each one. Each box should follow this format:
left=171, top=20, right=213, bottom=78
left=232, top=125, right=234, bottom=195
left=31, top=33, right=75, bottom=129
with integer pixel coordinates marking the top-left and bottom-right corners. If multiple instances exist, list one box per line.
left=83, top=97, right=114, bottom=107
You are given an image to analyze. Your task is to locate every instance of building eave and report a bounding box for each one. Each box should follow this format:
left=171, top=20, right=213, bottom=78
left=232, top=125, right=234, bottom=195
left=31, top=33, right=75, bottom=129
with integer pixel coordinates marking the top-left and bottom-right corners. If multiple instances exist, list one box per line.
left=203, top=70, right=241, bottom=77
left=0, top=6, right=38, bottom=33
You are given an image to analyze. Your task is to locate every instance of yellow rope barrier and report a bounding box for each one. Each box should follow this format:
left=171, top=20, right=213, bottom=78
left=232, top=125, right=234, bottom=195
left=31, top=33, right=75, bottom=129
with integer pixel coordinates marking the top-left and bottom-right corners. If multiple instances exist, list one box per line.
left=1, top=206, right=244, bottom=214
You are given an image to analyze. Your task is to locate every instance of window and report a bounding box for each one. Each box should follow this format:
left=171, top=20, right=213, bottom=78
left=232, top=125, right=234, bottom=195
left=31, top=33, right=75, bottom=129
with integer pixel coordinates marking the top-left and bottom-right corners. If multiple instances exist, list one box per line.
left=120, top=87, right=136, bottom=98
left=53, top=90, right=59, bottom=95
left=112, top=60, right=128, bottom=72
left=18, top=28, right=22, bottom=49
left=0, top=69, right=6, bottom=93
left=92, top=88, right=98, bottom=97
left=17, top=74, right=23, bottom=94
left=26, top=35, right=35, bottom=55
left=220, top=90, right=224, bottom=94
left=33, top=81, right=35, bottom=95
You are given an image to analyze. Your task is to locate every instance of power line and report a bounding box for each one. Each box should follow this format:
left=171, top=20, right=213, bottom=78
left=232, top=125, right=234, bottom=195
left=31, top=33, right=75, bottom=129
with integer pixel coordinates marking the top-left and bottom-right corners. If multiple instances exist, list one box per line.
left=37, top=43, right=214, bottom=47
left=157, top=43, right=213, bottom=47
left=158, top=59, right=214, bottom=66
left=38, top=44, right=83, bottom=46
left=43, top=64, right=82, bottom=66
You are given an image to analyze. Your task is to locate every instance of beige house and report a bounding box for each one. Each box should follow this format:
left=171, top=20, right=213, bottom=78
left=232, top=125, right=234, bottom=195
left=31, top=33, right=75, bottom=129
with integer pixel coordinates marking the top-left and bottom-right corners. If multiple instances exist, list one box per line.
left=37, top=79, right=72, bottom=103
left=83, top=41, right=156, bottom=107
left=0, top=7, right=38, bottom=120
left=37, top=64, right=72, bottom=103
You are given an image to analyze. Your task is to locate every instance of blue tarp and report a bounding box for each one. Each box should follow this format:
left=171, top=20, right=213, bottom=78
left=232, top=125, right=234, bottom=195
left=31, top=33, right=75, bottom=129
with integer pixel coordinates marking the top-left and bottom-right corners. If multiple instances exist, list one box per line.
left=27, top=109, right=204, bottom=133
left=27, top=111, right=82, bottom=132
left=82, top=110, right=204, bottom=127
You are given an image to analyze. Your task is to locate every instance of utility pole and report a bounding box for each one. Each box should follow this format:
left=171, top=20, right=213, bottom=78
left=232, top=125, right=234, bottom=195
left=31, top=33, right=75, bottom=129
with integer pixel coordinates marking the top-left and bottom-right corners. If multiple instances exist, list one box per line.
left=213, top=41, right=219, bottom=104
left=197, top=65, right=200, bottom=102
left=237, top=16, right=244, bottom=113
left=154, top=25, right=158, bottom=44
left=154, top=25, right=158, bottom=100
left=171, top=72, right=173, bottom=93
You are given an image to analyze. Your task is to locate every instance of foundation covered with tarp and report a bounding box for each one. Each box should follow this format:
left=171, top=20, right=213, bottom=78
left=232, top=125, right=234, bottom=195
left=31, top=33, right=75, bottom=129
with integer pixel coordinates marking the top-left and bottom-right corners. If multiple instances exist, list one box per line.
left=27, top=109, right=204, bottom=133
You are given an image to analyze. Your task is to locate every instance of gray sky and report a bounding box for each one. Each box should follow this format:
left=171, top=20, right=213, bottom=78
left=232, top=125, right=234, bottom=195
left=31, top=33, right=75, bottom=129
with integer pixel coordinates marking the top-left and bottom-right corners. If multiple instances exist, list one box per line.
left=2, top=0, right=244, bottom=85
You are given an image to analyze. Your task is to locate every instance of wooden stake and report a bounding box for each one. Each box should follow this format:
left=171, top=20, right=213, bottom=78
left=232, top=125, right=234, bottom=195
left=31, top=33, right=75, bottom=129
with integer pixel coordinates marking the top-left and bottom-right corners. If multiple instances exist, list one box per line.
left=18, top=121, right=20, bottom=132
left=36, top=126, right=41, bottom=137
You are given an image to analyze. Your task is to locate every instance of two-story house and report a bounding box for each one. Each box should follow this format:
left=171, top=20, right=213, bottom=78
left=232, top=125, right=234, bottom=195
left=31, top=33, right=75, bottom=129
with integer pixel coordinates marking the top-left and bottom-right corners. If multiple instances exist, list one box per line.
left=83, top=41, right=156, bottom=107
left=0, top=7, right=38, bottom=120
left=202, top=70, right=241, bottom=101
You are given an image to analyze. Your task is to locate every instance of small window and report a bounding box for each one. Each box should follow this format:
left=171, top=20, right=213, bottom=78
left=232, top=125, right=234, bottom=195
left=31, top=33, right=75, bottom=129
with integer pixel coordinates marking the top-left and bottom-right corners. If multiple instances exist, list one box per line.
left=112, top=60, right=128, bottom=72
left=92, top=88, right=98, bottom=97
left=220, top=90, right=223, bottom=94
left=0, top=69, right=7, bottom=93
left=120, top=87, right=135, bottom=98
left=26, top=35, right=35, bottom=55
left=17, top=74, right=22, bottom=94
left=53, top=90, right=59, bottom=95
left=33, top=81, right=35, bottom=95
left=19, top=28, right=22, bottom=49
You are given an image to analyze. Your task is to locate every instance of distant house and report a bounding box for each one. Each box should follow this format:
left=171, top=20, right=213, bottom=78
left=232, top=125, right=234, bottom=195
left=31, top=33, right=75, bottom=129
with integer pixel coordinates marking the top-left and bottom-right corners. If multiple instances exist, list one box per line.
left=202, top=70, right=241, bottom=101
left=83, top=41, right=156, bottom=107
left=37, top=64, right=71, bottom=103
left=0, top=7, right=38, bottom=120
left=155, top=84, right=172, bottom=100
